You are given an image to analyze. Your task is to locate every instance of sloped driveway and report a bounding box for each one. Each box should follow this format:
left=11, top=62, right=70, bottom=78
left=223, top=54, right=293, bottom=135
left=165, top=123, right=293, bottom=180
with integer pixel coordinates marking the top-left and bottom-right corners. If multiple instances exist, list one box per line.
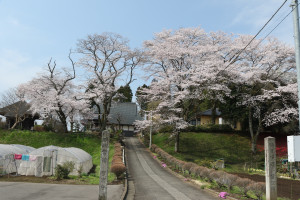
left=125, top=137, right=216, bottom=200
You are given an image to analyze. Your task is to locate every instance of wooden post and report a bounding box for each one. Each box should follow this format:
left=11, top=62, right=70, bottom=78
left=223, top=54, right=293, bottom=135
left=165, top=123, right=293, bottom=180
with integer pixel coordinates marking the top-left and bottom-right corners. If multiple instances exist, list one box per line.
left=265, top=137, right=277, bottom=200
left=98, top=130, right=110, bottom=200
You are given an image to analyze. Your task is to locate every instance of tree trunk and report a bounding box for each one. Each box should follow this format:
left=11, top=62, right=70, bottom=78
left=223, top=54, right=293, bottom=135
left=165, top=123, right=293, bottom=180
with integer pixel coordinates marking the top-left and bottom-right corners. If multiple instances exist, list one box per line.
left=56, top=108, right=68, bottom=133
left=10, top=119, right=19, bottom=130
left=211, top=102, right=216, bottom=125
left=248, top=107, right=262, bottom=155
left=174, top=131, right=180, bottom=152
left=70, top=121, right=74, bottom=133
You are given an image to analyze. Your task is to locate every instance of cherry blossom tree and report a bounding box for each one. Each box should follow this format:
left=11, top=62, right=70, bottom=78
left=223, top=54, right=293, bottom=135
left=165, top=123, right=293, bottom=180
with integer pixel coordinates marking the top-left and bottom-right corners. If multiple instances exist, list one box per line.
left=139, top=28, right=238, bottom=152
left=77, top=32, right=144, bottom=132
left=19, top=53, right=89, bottom=133
left=222, top=36, right=296, bottom=155
left=138, top=27, right=297, bottom=155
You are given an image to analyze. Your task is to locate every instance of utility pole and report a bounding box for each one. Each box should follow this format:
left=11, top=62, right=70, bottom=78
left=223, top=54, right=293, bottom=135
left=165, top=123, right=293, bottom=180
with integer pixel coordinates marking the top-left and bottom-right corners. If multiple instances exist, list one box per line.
left=149, top=110, right=153, bottom=149
left=291, top=0, right=300, bottom=133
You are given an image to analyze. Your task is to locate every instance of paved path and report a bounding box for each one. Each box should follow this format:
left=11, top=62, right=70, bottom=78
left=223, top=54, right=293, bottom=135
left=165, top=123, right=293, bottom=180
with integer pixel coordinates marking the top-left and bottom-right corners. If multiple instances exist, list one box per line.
left=0, top=182, right=123, bottom=200
left=125, top=137, right=216, bottom=200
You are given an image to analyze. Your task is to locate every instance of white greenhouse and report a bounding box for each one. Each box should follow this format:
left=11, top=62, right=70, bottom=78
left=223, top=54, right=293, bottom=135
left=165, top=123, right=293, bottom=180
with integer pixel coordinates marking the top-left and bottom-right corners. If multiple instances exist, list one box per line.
left=0, top=144, right=36, bottom=175
left=18, top=145, right=93, bottom=176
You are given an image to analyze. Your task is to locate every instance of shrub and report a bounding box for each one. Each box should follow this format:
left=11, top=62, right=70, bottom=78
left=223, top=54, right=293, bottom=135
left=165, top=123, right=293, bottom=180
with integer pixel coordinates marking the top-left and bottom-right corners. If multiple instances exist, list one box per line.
left=54, top=161, right=75, bottom=180
left=192, top=124, right=233, bottom=133
left=174, top=159, right=185, bottom=170
left=110, top=164, right=126, bottom=179
left=77, top=164, right=83, bottom=178
left=190, top=165, right=199, bottom=175
left=114, top=143, right=122, bottom=148
left=222, top=174, right=238, bottom=190
left=33, top=125, right=44, bottom=132
left=247, top=182, right=265, bottom=200
left=210, top=170, right=226, bottom=187
left=155, top=147, right=162, bottom=154
left=194, top=166, right=205, bottom=178
left=182, top=162, right=194, bottom=173
left=199, top=167, right=210, bottom=179
left=199, top=159, right=212, bottom=168
left=112, top=157, right=123, bottom=165
left=150, top=144, right=158, bottom=152
left=62, top=161, right=75, bottom=173
left=54, top=165, right=69, bottom=180
left=235, top=178, right=253, bottom=196
left=114, top=150, right=123, bottom=157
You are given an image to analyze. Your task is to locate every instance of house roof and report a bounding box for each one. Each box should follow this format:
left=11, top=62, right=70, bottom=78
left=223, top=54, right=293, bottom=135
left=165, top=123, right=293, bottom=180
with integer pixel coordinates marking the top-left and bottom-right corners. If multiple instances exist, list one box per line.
left=93, top=102, right=142, bottom=125
left=0, top=101, right=32, bottom=117
left=198, top=108, right=222, bottom=116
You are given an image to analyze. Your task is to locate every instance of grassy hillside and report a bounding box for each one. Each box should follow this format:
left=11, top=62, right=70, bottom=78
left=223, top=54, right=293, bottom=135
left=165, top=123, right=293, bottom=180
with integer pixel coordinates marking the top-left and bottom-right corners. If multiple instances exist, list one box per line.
left=0, top=129, right=116, bottom=184
left=153, top=132, right=263, bottom=172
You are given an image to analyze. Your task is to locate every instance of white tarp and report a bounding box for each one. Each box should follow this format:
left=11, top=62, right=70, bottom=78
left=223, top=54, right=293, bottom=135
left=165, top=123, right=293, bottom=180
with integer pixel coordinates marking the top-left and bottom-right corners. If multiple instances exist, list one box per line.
left=18, top=145, right=93, bottom=176
left=0, top=144, right=36, bottom=174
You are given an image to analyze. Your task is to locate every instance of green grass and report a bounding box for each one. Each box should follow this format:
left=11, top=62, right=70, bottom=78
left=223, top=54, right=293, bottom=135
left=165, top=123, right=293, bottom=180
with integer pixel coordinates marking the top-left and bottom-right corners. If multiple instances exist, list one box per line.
left=0, top=129, right=116, bottom=184
left=153, top=132, right=264, bottom=173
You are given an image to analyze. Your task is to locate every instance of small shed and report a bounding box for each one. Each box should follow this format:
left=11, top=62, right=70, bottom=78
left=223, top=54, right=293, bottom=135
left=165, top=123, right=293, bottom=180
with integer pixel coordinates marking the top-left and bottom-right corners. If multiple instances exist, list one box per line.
left=0, top=144, right=36, bottom=174
left=18, top=145, right=93, bottom=176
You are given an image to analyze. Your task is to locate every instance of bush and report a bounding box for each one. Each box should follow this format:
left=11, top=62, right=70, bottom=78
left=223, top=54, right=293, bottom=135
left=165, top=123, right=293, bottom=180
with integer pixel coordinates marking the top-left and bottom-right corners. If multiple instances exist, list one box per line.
left=54, top=161, right=75, bottom=180
left=112, top=157, right=123, bottom=165
left=210, top=170, right=226, bottom=187
left=182, top=162, right=194, bottom=174
left=199, top=168, right=211, bottom=179
left=247, top=182, right=265, bottom=200
left=33, top=125, right=44, bottom=132
left=236, top=178, right=253, bottom=196
left=222, top=174, right=238, bottom=190
left=199, top=159, right=212, bottom=168
left=150, top=144, right=158, bottom=152
left=187, top=124, right=233, bottom=133
left=110, top=164, right=126, bottom=179
left=114, top=143, right=122, bottom=148
left=190, top=166, right=200, bottom=176
left=77, top=164, right=83, bottom=178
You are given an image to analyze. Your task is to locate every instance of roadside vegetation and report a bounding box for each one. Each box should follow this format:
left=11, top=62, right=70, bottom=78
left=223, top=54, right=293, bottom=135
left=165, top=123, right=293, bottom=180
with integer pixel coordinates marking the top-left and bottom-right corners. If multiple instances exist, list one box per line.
left=0, top=129, right=117, bottom=184
left=152, top=132, right=264, bottom=173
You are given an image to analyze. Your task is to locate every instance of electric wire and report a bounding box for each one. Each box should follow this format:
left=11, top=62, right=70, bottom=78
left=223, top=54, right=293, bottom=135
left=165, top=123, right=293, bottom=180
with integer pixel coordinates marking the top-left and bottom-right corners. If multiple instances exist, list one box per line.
left=254, top=2, right=298, bottom=49
left=217, top=0, right=288, bottom=76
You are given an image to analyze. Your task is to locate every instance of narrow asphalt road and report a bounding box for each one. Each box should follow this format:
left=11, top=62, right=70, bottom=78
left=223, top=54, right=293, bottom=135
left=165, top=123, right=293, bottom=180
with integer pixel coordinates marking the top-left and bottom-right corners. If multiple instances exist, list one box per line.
left=0, top=182, right=123, bottom=200
left=125, top=137, right=216, bottom=200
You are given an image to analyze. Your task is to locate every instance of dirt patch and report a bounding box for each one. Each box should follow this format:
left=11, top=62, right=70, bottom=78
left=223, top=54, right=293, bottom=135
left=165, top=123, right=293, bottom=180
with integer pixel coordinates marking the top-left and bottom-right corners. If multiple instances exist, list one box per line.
left=233, top=173, right=300, bottom=200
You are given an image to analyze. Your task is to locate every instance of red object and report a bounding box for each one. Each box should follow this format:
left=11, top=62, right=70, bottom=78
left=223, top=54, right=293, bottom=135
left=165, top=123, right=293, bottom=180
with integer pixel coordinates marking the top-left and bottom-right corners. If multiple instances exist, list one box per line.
left=14, top=154, right=22, bottom=160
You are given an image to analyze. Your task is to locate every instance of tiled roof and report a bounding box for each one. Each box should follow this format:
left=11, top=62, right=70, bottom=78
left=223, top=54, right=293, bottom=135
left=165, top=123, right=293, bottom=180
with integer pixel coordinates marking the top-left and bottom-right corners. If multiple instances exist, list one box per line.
left=93, top=102, right=142, bottom=125
left=199, top=108, right=222, bottom=116
left=0, top=101, right=32, bottom=117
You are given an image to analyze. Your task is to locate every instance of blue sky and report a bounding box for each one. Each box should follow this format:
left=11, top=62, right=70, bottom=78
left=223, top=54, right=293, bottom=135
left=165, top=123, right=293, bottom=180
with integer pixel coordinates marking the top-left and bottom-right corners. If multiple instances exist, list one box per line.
left=0, top=0, right=295, bottom=101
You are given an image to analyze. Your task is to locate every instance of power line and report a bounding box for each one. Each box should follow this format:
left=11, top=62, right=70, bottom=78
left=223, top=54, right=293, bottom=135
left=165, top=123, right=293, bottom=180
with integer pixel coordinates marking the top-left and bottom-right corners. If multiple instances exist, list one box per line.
left=218, top=0, right=288, bottom=75
left=255, top=3, right=298, bottom=48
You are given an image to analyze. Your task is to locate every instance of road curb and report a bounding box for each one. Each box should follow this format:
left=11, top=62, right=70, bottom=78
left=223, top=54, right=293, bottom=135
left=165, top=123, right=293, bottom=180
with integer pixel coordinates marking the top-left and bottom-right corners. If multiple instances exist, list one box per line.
left=120, top=138, right=135, bottom=200
left=120, top=144, right=128, bottom=200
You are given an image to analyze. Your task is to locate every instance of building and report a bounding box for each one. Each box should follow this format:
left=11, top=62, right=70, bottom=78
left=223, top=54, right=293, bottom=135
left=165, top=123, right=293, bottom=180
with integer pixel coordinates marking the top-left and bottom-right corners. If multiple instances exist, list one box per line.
left=87, top=102, right=142, bottom=134
left=189, top=108, right=242, bottom=131
left=0, top=101, right=39, bottom=130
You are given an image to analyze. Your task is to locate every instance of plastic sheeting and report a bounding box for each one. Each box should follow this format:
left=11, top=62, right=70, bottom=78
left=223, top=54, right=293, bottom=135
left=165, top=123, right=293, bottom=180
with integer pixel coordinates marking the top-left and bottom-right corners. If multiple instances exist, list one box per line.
left=18, top=145, right=93, bottom=176
left=0, top=144, right=36, bottom=174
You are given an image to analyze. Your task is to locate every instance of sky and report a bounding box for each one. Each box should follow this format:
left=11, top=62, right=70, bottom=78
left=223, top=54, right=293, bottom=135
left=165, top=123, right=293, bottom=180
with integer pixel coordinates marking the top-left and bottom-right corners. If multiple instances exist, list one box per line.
left=0, top=0, right=296, bottom=102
